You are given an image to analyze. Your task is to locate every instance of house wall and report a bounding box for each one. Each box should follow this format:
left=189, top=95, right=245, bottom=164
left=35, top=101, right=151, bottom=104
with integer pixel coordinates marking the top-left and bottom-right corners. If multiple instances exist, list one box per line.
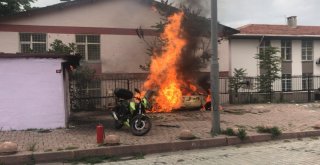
left=313, top=40, right=320, bottom=75
left=3, top=0, right=160, bottom=29
left=101, top=35, right=152, bottom=73
left=230, top=39, right=260, bottom=76
left=0, top=58, right=66, bottom=130
left=0, top=32, right=19, bottom=53
left=292, top=40, right=302, bottom=76
left=218, top=39, right=229, bottom=73
left=0, top=0, right=161, bottom=74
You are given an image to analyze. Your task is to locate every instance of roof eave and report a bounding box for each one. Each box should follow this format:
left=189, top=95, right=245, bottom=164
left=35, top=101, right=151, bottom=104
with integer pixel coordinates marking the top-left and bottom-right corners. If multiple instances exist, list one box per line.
left=231, top=34, right=320, bottom=39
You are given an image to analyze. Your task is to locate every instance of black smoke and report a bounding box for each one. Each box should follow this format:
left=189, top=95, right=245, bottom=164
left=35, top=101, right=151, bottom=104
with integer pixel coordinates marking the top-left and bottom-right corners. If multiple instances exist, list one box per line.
left=175, top=0, right=212, bottom=89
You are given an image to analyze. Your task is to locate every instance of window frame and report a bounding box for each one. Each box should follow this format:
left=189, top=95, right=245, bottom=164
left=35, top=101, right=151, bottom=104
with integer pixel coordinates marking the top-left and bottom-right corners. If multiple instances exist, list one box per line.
left=281, top=74, right=292, bottom=92
left=281, top=40, right=292, bottom=61
left=19, top=33, right=47, bottom=53
left=75, top=34, right=101, bottom=61
left=301, top=40, right=313, bottom=61
left=259, top=40, right=271, bottom=55
left=302, top=73, right=313, bottom=91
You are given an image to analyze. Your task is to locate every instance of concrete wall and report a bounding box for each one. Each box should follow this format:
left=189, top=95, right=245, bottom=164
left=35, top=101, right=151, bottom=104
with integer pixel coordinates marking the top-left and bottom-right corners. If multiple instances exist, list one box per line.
left=0, top=58, right=66, bottom=130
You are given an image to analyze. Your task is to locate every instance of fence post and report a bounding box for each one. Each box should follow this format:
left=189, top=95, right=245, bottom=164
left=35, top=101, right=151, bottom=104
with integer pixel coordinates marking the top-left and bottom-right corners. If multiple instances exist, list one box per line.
left=127, top=79, right=130, bottom=90
left=308, top=75, right=311, bottom=102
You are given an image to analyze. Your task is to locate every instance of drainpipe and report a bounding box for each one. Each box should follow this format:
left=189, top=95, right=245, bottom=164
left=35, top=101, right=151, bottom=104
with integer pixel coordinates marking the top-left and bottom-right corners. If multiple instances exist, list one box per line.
left=257, top=36, right=265, bottom=76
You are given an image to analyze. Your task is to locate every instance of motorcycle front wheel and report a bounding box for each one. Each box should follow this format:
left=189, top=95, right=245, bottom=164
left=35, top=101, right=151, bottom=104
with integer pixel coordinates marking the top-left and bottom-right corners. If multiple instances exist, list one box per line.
left=130, top=115, right=152, bottom=136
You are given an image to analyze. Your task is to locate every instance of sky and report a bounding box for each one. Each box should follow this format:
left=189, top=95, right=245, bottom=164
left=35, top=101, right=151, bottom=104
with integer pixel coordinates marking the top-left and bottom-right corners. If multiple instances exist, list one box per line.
left=32, top=0, right=320, bottom=28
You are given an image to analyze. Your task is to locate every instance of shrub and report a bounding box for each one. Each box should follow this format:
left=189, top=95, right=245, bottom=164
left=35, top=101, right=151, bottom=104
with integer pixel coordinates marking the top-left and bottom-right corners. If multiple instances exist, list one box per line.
left=256, top=126, right=282, bottom=138
left=237, top=128, right=247, bottom=141
left=221, top=128, right=236, bottom=136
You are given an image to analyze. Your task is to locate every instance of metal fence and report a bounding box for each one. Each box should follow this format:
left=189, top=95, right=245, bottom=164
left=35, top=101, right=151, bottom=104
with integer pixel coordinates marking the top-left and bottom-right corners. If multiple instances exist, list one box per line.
left=69, top=75, right=320, bottom=111
left=69, top=75, right=145, bottom=111
left=226, top=75, right=320, bottom=104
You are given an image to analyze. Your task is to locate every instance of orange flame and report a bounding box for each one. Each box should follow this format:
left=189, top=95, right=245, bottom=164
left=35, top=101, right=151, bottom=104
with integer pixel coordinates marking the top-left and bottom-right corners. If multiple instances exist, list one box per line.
left=143, top=12, right=186, bottom=112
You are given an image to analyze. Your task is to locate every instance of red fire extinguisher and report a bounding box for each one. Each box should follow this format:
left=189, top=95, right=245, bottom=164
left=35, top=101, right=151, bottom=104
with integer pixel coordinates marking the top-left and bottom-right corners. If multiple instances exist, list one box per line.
left=96, top=124, right=105, bottom=144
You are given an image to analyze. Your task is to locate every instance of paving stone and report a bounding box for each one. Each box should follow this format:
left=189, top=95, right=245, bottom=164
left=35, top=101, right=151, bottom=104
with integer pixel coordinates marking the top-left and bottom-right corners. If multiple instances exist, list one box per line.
left=178, top=129, right=195, bottom=140
left=105, top=134, right=120, bottom=145
left=313, top=121, right=320, bottom=129
left=0, top=141, right=18, bottom=155
left=0, top=103, right=319, bottom=154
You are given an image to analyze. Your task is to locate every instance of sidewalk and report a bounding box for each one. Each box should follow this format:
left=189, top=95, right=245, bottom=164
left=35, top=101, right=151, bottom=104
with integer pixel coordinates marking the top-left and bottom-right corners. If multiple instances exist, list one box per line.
left=1, top=103, right=320, bottom=164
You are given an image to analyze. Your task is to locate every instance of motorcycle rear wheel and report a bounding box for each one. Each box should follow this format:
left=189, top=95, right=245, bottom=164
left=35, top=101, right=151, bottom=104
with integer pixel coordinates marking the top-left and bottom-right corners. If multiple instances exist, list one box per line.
left=130, top=115, right=152, bottom=136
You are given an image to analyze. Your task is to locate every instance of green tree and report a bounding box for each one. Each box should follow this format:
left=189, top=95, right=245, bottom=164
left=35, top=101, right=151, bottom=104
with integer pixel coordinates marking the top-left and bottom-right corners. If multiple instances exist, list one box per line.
left=0, top=0, right=36, bottom=17
left=48, top=39, right=96, bottom=111
left=49, top=39, right=77, bottom=55
left=229, top=68, right=247, bottom=96
left=255, top=47, right=281, bottom=95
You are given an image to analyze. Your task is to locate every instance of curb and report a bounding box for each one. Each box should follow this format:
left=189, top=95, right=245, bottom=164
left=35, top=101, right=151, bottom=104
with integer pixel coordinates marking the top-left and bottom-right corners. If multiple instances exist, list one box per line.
left=1, top=130, right=320, bottom=164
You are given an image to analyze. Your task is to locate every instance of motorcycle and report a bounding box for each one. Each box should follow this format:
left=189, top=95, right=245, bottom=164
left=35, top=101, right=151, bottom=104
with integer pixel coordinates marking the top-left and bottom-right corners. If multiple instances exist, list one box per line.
left=111, top=88, right=153, bottom=136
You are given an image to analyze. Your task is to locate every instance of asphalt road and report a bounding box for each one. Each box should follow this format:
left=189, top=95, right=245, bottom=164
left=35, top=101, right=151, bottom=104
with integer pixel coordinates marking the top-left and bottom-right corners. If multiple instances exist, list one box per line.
left=39, top=137, right=320, bottom=165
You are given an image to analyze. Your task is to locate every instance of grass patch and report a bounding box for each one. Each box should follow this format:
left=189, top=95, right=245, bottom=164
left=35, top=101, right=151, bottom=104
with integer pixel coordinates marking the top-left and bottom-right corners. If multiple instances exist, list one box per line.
left=221, top=128, right=236, bottom=136
left=26, top=128, right=37, bottom=131
left=310, top=136, right=319, bottom=140
left=65, top=155, right=111, bottom=164
left=108, top=156, right=121, bottom=162
left=256, top=126, right=282, bottom=138
left=65, top=146, right=79, bottom=150
left=57, top=148, right=64, bottom=151
left=44, top=149, right=52, bottom=152
left=237, top=128, right=247, bottom=141
left=27, top=143, right=37, bottom=152
left=133, top=153, right=145, bottom=160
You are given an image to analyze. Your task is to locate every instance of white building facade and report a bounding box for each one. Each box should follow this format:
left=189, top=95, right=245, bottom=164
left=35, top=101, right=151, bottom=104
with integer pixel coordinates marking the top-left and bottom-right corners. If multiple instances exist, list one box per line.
left=229, top=16, right=320, bottom=93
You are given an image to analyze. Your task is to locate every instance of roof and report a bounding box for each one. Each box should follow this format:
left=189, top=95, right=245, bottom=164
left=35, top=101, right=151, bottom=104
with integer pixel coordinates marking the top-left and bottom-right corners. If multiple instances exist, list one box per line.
left=0, top=0, right=154, bottom=22
left=234, top=24, right=320, bottom=38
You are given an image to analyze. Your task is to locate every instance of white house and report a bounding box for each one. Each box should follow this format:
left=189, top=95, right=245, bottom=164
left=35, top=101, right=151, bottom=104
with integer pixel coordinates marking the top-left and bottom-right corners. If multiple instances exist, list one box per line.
left=229, top=16, right=320, bottom=92
left=0, top=53, right=80, bottom=130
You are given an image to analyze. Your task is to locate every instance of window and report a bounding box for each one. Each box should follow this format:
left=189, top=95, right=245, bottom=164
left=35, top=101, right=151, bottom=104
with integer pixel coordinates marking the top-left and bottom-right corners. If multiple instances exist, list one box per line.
left=259, top=40, right=271, bottom=55
left=281, top=40, right=292, bottom=61
left=76, top=35, right=100, bottom=61
left=302, top=73, right=313, bottom=91
left=302, top=40, right=313, bottom=61
left=282, top=74, right=292, bottom=92
left=20, top=33, right=47, bottom=53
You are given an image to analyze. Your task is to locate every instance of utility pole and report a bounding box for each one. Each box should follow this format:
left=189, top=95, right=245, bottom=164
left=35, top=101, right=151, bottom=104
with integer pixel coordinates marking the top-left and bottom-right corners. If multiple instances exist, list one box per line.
left=210, top=0, right=220, bottom=135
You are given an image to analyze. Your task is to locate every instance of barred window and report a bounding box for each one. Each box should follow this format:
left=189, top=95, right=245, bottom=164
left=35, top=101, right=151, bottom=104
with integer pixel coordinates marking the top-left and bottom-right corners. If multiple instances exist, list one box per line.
left=281, top=40, right=292, bottom=61
left=76, top=35, right=100, bottom=61
left=281, top=74, right=292, bottom=92
left=20, top=33, right=47, bottom=53
left=302, top=40, right=313, bottom=61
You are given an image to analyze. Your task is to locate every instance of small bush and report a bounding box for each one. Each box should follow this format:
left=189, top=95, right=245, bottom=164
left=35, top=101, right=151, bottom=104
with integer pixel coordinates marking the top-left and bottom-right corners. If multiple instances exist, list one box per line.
left=270, top=127, right=282, bottom=137
left=221, top=128, right=236, bottom=136
left=237, top=128, right=247, bottom=141
left=256, top=126, right=282, bottom=138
